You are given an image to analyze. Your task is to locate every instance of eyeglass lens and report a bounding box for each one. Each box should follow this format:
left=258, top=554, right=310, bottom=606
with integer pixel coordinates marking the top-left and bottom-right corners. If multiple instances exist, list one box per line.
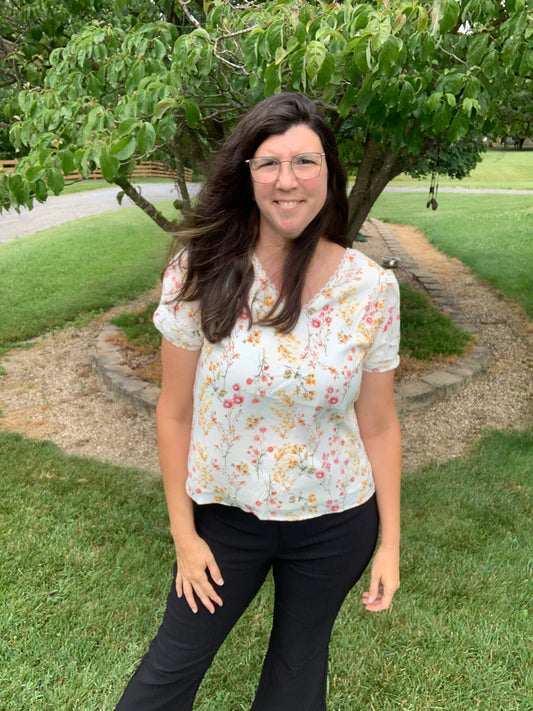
left=248, top=153, right=323, bottom=183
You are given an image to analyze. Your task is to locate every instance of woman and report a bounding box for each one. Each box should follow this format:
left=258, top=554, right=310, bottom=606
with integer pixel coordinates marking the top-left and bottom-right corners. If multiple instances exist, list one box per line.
left=114, top=92, right=401, bottom=711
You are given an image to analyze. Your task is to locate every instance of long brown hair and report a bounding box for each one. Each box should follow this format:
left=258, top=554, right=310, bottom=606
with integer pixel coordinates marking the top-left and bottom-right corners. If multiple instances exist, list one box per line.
left=173, top=93, right=348, bottom=343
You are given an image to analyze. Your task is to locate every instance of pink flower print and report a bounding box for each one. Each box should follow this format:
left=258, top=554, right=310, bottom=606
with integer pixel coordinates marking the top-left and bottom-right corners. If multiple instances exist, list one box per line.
left=195, top=487, right=202, bottom=494
left=327, top=386, right=334, bottom=394
left=223, top=399, right=233, bottom=408
left=259, top=427, right=267, bottom=433
left=246, top=377, right=253, bottom=385
left=252, top=398, right=260, bottom=404
left=329, top=397, right=338, bottom=405
left=233, top=395, right=244, bottom=405
left=255, top=500, right=263, bottom=507
left=267, top=446, right=274, bottom=453
left=366, top=316, right=373, bottom=324
left=233, top=383, right=241, bottom=391
left=330, top=504, right=339, bottom=512
left=315, top=471, right=325, bottom=479
left=311, top=318, right=321, bottom=328
left=239, top=309, right=248, bottom=320
left=260, top=390, right=266, bottom=397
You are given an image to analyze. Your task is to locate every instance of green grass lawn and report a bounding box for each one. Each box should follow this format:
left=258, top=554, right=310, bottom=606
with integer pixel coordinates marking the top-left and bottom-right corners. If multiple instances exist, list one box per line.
left=389, top=149, right=533, bottom=190
left=0, top=203, right=177, bottom=349
left=1, top=427, right=531, bottom=710
left=62, top=178, right=174, bottom=194
left=371, top=192, right=533, bottom=318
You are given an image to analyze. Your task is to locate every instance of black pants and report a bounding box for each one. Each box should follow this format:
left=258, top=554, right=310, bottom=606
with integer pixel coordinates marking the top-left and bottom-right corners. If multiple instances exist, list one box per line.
left=114, top=496, right=378, bottom=711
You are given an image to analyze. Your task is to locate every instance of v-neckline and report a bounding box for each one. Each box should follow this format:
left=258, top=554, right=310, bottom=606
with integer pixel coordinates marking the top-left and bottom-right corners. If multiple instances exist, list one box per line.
left=252, top=249, right=349, bottom=310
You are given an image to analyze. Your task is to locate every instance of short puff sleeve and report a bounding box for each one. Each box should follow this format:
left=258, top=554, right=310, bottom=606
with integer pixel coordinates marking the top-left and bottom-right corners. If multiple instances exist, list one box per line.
left=152, top=252, right=204, bottom=350
left=363, top=269, right=401, bottom=373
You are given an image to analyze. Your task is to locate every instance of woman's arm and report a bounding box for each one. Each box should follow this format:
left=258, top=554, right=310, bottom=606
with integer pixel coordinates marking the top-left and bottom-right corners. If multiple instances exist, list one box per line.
left=157, top=337, right=224, bottom=614
left=354, top=369, right=401, bottom=612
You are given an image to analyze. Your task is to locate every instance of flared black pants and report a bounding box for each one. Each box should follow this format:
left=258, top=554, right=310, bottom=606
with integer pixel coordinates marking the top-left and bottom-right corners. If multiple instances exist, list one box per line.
left=114, top=496, right=378, bottom=711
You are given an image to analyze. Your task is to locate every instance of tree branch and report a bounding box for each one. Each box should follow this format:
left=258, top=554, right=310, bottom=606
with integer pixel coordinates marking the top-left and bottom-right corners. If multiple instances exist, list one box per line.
left=175, top=0, right=202, bottom=29
left=115, top=177, right=181, bottom=233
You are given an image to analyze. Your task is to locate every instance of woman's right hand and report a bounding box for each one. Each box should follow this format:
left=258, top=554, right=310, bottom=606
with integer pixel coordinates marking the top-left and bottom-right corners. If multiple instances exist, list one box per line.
left=175, top=533, right=224, bottom=614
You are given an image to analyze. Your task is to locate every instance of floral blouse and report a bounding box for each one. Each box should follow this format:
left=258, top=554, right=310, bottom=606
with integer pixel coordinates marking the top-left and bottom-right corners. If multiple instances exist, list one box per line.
left=153, top=248, right=400, bottom=521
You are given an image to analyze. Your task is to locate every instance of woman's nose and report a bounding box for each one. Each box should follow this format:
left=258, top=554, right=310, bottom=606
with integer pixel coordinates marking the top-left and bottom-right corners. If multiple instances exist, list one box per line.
left=276, top=160, right=298, bottom=188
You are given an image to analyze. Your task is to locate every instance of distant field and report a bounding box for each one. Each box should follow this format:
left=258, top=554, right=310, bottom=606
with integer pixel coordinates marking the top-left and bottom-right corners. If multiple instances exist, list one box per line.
left=371, top=192, right=533, bottom=317
left=389, top=149, right=533, bottom=190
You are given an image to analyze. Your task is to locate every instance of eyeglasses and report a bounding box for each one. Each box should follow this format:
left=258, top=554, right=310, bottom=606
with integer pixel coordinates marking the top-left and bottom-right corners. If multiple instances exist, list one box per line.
left=246, top=152, right=326, bottom=183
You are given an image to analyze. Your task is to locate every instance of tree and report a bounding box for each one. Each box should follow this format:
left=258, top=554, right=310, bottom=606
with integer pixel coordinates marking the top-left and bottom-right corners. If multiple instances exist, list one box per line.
left=1, top=0, right=531, bottom=239
left=0, top=0, right=120, bottom=158
left=494, top=82, right=533, bottom=148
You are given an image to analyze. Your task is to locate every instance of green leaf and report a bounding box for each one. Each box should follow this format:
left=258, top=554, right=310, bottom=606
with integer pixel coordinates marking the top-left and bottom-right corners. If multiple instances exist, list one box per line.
left=266, top=19, right=283, bottom=57
left=445, top=93, right=457, bottom=107
left=46, top=167, right=64, bottom=195
left=467, top=34, right=489, bottom=67
left=154, top=99, right=174, bottom=118
left=406, top=125, right=424, bottom=154
left=34, top=179, right=48, bottom=203
left=25, top=165, right=45, bottom=182
left=289, top=48, right=306, bottom=90
left=100, top=148, right=120, bottom=182
left=462, top=97, right=480, bottom=117
left=157, top=114, right=177, bottom=143
left=60, top=149, right=75, bottom=176
left=110, top=136, right=136, bottom=161
left=315, top=53, right=336, bottom=89
left=118, top=119, right=139, bottom=137
left=264, top=62, right=282, bottom=95
left=350, top=6, right=370, bottom=33
left=371, top=19, right=391, bottom=52
left=137, top=122, right=156, bottom=153
left=338, top=86, right=357, bottom=119
left=378, top=35, right=402, bottom=73
left=399, top=80, right=416, bottom=110
left=352, top=36, right=371, bottom=73
left=432, top=101, right=452, bottom=133
left=426, top=92, right=443, bottom=113
left=441, top=72, right=464, bottom=95
left=432, top=0, right=460, bottom=35
left=481, top=49, right=498, bottom=81
left=305, top=41, right=327, bottom=78
left=8, top=174, right=30, bottom=205
left=518, top=47, right=533, bottom=77
left=446, top=111, right=470, bottom=143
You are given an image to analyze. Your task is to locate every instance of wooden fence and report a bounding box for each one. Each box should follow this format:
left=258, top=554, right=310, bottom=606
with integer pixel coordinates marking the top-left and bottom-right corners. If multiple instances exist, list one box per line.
left=0, top=159, right=192, bottom=182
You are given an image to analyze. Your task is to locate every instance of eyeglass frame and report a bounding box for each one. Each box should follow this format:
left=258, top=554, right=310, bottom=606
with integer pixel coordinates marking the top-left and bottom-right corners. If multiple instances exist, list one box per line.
left=245, top=152, right=326, bottom=183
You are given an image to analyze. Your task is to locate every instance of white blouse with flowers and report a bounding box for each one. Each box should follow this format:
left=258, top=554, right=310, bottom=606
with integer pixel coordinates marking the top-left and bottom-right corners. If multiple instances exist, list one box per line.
left=153, top=248, right=400, bottom=521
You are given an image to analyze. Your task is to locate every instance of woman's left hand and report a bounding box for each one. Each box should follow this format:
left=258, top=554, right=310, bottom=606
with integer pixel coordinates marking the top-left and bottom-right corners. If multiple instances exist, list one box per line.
left=361, top=544, right=400, bottom=612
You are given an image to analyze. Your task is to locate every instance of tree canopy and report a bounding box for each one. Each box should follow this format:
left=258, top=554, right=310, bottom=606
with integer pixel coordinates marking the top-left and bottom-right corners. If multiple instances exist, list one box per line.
left=1, top=0, right=531, bottom=238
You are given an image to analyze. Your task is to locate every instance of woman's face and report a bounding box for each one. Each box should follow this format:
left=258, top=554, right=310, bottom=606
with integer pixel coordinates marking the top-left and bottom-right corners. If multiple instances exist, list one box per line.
left=250, top=124, right=328, bottom=248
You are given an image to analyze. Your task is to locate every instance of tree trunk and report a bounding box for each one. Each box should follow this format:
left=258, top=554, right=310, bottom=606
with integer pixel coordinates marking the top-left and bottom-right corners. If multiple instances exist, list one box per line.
left=116, top=177, right=181, bottom=233
left=347, top=135, right=434, bottom=241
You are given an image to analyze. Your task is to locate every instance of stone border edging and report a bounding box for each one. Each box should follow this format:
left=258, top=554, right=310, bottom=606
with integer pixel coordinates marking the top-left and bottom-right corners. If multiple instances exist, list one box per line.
left=92, top=325, right=160, bottom=415
left=370, top=219, right=490, bottom=411
left=92, top=220, right=490, bottom=414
